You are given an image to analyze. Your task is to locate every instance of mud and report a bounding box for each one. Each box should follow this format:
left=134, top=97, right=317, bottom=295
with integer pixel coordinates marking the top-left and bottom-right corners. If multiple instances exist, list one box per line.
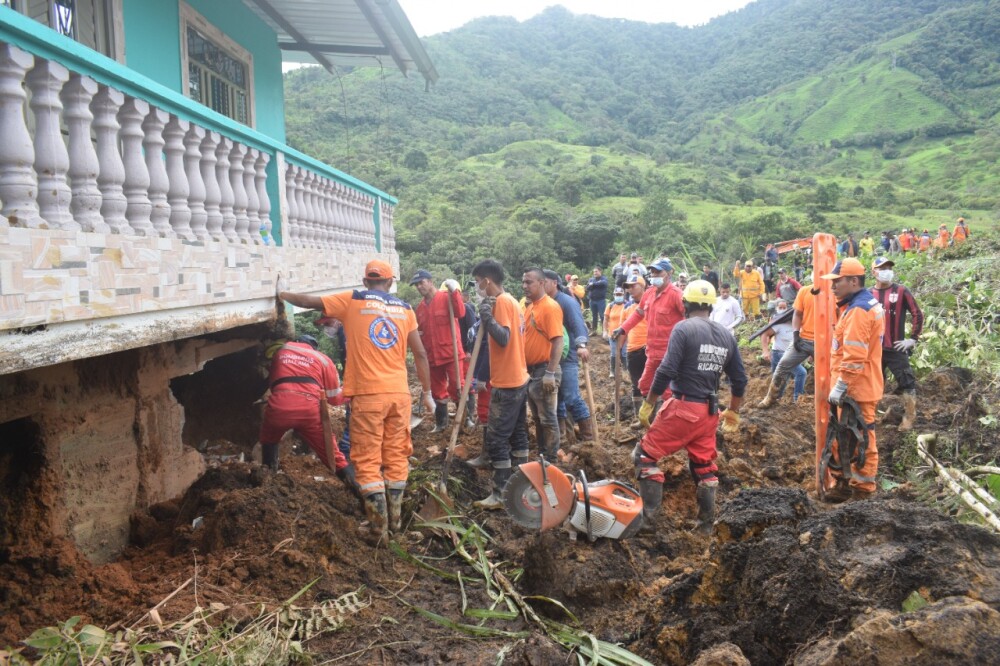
left=3, top=332, right=1000, bottom=666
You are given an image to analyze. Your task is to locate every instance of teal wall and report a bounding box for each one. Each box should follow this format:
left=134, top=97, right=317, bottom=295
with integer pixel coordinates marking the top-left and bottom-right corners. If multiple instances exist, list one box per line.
left=122, top=0, right=285, bottom=143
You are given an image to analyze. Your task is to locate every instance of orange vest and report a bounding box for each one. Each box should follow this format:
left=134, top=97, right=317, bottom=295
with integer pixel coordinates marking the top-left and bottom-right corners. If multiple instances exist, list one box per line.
left=831, top=289, right=885, bottom=403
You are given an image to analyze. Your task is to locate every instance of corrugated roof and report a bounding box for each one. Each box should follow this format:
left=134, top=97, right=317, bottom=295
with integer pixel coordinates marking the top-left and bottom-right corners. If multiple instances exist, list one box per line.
left=242, top=0, right=437, bottom=85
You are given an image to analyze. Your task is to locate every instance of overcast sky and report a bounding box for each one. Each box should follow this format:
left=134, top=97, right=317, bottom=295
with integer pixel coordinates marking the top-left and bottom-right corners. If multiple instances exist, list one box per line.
left=401, top=0, right=755, bottom=37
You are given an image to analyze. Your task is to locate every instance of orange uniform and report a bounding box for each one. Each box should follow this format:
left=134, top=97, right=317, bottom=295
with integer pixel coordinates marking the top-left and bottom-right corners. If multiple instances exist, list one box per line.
left=953, top=223, right=969, bottom=243
left=934, top=228, right=950, bottom=249
left=321, top=289, right=419, bottom=496
left=489, top=293, right=529, bottom=389
left=603, top=301, right=629, bottom=335
left=523, top=295, right=563, bottom=367
left=830, top=288, right=885, bottom=493
left=623, top=301, right=647, bottom=353
left=793, top=285, right=816, bottom=342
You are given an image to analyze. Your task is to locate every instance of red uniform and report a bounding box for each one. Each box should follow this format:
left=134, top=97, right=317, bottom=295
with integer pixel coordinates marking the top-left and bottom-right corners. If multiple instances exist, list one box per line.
left=620, top=283, right=685, bottom=396
left=260, top=341, right=348, bottom=470
left=415, top=289, right=467, bottom=401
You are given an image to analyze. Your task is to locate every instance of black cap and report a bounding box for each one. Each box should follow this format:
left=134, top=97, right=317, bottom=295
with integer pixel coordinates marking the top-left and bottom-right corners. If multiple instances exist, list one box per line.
left=409, top=269, right=433, bottom=285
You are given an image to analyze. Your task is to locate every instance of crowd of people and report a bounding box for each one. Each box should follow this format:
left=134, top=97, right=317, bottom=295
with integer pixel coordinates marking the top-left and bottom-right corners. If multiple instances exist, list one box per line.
left=263, top=217, right=964, bottom=541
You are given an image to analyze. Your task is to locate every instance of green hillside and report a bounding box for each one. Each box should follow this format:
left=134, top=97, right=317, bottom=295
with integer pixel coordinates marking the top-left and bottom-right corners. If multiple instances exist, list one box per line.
left=283, top=0, right=1000, bottom=278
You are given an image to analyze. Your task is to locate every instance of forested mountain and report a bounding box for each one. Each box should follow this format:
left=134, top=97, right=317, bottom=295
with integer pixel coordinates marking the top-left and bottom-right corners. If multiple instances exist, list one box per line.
left=284, top=0, right=1000, bottom=279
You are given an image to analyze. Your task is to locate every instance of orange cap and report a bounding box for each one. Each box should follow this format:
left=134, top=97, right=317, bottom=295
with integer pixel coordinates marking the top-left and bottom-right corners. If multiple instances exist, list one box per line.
left=364, top=259, right=395, bottom=279
left=820, top=258, right=866, bottom=280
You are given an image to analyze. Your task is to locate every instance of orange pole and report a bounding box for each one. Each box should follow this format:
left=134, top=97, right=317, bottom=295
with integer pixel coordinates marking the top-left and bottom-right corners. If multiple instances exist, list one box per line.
left=812, top=233, right=836, bottom=495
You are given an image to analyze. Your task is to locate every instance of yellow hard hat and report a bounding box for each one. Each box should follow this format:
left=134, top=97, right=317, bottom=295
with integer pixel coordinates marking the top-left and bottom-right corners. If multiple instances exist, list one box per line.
left=683, top=279, right=717, bottom=305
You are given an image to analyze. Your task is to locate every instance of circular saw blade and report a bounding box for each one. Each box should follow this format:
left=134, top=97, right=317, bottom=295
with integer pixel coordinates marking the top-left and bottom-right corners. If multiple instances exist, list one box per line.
left=502, top=466, right=572, bottom=529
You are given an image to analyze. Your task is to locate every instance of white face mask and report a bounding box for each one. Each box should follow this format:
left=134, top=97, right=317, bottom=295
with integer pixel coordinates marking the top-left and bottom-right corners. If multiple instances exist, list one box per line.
left=614, top=296, right=624, bottom=303
left=476, top=285, right=487, bottom=300
left=649, top=277, right=665, bottom=287
left=877, top=269, right=894, bottom=283
left=776, top=307, right=788, bottom=315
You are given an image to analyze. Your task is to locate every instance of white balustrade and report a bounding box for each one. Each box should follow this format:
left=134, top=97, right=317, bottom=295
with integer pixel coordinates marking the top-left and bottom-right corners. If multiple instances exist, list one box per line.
left=255, top=151, right=272, bottom=244
left=164, top=116, right=193, bottom=240
left=301, top=169, right=316, bottom=248
left=119, top=98, right=155, bottom=236
left=243, top=147, right=261, bottom=245
left=62, top=74, right=106, bottom=233
left=229, top=142, right=250, bottom=243
left=381, top=200, right=396, bottom=254
left=359, top=193, right=375, bottom=250
left=216, top=136, right=237, bottom=242
left=93, top=85, right=131, bottom=234
left=184, top=124, right=208, bottom=240
left=293, top=166, right=308, bottom=248
left=0, top=44, right=41, bottom=228
left=200, top=131, right=223, bottom=240
left=283, top=162, right=300, bottom=247
left=142, top=107, right=172, bottom=237
left=27, top=58, right=74, bottom=230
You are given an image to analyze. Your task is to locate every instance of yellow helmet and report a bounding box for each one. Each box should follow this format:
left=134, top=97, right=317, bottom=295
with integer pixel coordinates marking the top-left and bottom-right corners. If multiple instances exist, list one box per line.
left=683, top=279, right=717, bottom=305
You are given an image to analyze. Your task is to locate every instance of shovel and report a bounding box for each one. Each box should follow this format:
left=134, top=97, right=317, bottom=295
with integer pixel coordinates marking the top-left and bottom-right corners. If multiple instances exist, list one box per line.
left=446, top=289, right=473, bottom=432
left=612, top=337, right=621, bottom=442
left=582, top=358, right=600, bottom=444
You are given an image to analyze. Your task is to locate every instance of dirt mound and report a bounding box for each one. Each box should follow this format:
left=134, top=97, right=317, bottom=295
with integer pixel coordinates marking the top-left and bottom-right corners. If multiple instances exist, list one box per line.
left=647, top=488, right=1000, bottom=664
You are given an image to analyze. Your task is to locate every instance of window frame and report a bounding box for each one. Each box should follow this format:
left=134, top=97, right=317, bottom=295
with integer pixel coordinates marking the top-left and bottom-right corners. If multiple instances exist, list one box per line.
left=178, top=0, right=255, bottom=129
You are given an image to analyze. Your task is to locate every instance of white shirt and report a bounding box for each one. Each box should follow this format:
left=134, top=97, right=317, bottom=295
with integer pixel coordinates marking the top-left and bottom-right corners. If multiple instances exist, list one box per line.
left=711, top=296, right=744, bottom=331
left=770, top=320, right=794, bottom=352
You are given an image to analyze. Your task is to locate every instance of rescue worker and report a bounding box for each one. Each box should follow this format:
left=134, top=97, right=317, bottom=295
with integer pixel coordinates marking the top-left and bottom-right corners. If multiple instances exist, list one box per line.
left=734, top=259, right=765, bottom=320
left=859, top=232, right=875, bottom=257
left=709, top=283, right=744, bottom=334
left=759, top=275, right=819, bottom=408
left=918, top=230, right=931, bottom=253
left=542, top=270, right=593, bottom=443
left=622, top=274, right=649, bottom=417
left=585, top=267, right=608, bottom=335
left=469, top=259, right=531, bottom=509
left=871, top=257, right=923, bottom=431
left=822, top=258, right=885, bottom=502
left=259, top=335, right=359, bottom=494
left=604, top=287, right=629, bottom=379
left=934, top=224, right=950, bottom=252
left=759, top=300, right=807, bottom=403
left=953, top=217, right=970, bottom=244
left=633, top=280, right=747, bottom=533
left=410, top=270, right=466, bottom=433
left=612, top=258, right=685, bottom=399
left=522, top=267, right=564, bottom=460
left=279, top=260, right=435, bottom=538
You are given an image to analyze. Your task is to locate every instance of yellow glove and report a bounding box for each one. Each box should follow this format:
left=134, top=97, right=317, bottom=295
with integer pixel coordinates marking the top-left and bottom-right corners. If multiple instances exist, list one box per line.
left=720, top=410, right=740, bottom=433
left=638, top=401, right=655, bottom=428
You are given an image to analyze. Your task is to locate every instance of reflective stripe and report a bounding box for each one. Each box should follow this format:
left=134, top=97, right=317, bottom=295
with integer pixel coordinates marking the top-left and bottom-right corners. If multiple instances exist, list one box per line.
left=326, top=388, right=342, bottom=398
left=844, top=340, right=868, bottom=349
left=853, top=474, right=877, bottom=483
left=842, top=362, right=864, bottom=370
left=360, top=481, right=384, bottom=492
left=386, top=480, right=407, bottom=490
left=492, top=459, right=512, bottom=469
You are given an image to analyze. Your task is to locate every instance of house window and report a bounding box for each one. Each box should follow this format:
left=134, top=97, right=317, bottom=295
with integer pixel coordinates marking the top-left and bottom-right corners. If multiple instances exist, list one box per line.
left=11, top=0, right=119, bottom=59
left=180, top=2, right=254, bottom=127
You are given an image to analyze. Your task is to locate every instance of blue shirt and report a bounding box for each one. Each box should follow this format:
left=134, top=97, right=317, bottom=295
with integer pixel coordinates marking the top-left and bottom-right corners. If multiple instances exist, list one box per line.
left=553, top=290, right=589, bottom=364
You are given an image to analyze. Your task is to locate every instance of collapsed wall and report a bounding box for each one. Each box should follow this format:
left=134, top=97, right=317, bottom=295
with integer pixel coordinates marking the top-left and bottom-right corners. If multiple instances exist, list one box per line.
left=0, top=329, right=267, bottom=563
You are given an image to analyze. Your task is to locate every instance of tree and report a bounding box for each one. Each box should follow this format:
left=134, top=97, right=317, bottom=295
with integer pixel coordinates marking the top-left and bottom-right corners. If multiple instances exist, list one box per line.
left=402, top=150, right=429, bottom=170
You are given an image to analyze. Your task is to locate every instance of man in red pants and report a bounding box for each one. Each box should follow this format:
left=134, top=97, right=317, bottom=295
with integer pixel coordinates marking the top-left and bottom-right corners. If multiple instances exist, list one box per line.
left=633, top=281, right=747, bottom=534
left=612, top=258, right=685, bottom=399
left=259, top=335, right=359, bottom=496
left=410, top=270, right=467, bottom=432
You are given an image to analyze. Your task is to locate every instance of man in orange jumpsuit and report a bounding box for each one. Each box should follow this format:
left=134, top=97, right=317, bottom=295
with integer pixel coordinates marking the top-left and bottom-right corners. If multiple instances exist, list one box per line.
left=280, top=260, right=435, bottom=538
left=822, top=258, right=885, bottom=502
left=953, top=218, right=970, bottom=244
left=410, top=269, right=467, bottom=433
left=260, top=335, right=357, bottom=495
left=612, top=259, right=685, bottom=399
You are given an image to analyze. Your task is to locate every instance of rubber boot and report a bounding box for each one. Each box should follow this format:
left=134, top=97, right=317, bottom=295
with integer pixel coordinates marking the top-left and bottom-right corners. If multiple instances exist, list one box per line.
left=511, top=452, right=529, bottom=469
left=822, top=478, right=852, bottom=504
left=474, top=466, right=512, bottom=510
left=363, top=492, right=388, bottom=539
left=464, top=398, right=478, bottom=431
left=465, top=426, right=491, bottom=468
left=431, top=401, right=450, bottom=433
left=899, top=391, right=917, bottom=432
left=559, top=417, right=577, bottom=446
left=850, top=486, right=876, bottom=501
left=631, top=397, right=644, bottom=427
left=576, top=416, right=595, bottom=442
left=695, top=481, right=718, bottom=535
left=757, top=378, right=781, bottom=409
left=387, top=488, right=404, bottom=533
left=638, top=478, right=663, bottom=522
left=261, top=443, right=280, bottom=471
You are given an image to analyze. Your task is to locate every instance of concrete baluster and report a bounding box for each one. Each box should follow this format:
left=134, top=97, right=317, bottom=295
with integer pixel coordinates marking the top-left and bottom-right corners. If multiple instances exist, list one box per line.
left=216, top=137, right=237, bottom=242
left=92, top=85, right=130, bottom=234
left=0, top=45, right=41, bottom=228
left=61, top=74, right=106, bottom=232
left=199, top=131, right=222, bottom=240
left=142, top=107, right=172, bottom=237
left=229, top=142, right=249, bottom=243
left=163, top=116, right=193, bottom=240
left=255, top=151, right=272, bottom=245
left=242, top=147, right=261, bottom=245
left=118, top=98, right=155, bottom=236
left=27, top=58, right=74, bottom=230
left=284, top=162, right=300, bottom=248
left=183, top=124, right=207, bottom=240
left=293, top=166, right=308, bottom=248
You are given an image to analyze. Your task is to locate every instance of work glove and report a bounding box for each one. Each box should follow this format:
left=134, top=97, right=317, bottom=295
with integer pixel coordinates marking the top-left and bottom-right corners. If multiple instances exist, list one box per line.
left=638, top=401, right=655, bottom=428
left=719, top=410, right=740, bottom=434
left=893, top=338, right=916, bottom=353
left=443, top=278, right=460, bottom=292
left=335, top=463, right=362, bottom=498
left=828, top=378, right=848, bottom=406
left=422, top=390, right=436, bottom=414
left=792, top=331, right=805, bottom=353
left=611, top=327, right=625, bottom=341
left=478, top=297, right=496, bottom=322
left=542, top=370, right=559, bottom=394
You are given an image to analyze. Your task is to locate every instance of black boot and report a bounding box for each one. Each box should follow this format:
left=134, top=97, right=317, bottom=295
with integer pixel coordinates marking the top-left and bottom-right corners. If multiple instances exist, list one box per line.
left=638, top=478, right=663, bottom=522
left=695, top=481, right=717, bottom=535
left=431, top=401, right=450, bottom=433
left=364, top=492, right=388, bottom=540
left=474, top=466, right=512, bottom=510
left=261, top=442, right=280, bottom=471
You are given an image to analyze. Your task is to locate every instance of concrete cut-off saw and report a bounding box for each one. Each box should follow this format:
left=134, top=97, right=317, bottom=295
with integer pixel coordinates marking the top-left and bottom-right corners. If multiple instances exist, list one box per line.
left=502, top=459, right=644, bottom=541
